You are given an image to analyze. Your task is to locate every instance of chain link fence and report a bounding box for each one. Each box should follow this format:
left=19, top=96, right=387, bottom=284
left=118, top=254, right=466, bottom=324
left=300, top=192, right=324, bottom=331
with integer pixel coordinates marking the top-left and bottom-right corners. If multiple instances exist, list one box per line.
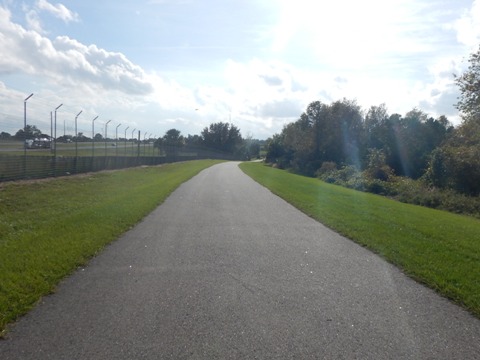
left=0, top=142, right=230, bottom=182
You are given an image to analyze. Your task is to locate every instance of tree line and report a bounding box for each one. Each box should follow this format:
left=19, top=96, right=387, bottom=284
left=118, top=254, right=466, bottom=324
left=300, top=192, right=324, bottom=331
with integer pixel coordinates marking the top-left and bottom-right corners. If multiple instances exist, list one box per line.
left=265, top=46, right=480, bottom=197
left=3, top=121, right=263, bottom=161
left=154, top=122, right=262, bottom=161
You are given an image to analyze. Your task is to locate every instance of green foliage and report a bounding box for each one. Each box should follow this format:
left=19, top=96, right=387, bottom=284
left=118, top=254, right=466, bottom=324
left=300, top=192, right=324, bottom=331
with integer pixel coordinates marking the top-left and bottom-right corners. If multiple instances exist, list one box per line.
left=201, top=122, right=243, bottom=157
left=426, top=120, right=480, bottom=196
left=420, top=45, right=480, bottom=195
left=364, top=148, right=393, bottom=181
left=265, top=99, right=452, bottom=181
left=160, top=128, right=185, bottom=159
left=455, top=44, right=480, bottom=120
left=240, top=162, right=480, bottom=318
left=237, top=137, right=262, bottom=160
left=263, top=95, right=465, bottom=204
left=0, top=160, right=221, bottom=335
left=312, top=159, right=480, bottom=217
left=14, top=125, right=42, bottom=140
left=314, top=161, right=337, bottom=177
left=387, top=177, right=480, bottom=215
left=57, top=135, right=73, bottom=143
left=0, top=132, right=12, bottom=139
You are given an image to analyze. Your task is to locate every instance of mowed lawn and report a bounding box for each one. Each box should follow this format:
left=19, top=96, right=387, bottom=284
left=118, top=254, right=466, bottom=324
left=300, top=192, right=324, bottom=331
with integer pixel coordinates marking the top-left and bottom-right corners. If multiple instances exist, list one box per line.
left=239, top=162, right=480, bottom=318
left=0, top=160, right=222, bottom=335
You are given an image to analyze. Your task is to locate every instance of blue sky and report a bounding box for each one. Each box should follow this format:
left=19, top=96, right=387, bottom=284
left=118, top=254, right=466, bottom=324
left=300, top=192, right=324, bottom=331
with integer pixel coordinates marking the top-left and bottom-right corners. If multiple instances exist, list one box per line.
left=1, top=0, right=480, bottom=139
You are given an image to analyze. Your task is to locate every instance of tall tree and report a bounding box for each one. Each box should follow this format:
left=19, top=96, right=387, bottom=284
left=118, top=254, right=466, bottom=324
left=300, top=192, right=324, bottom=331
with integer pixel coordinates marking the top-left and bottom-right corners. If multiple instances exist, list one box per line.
left=162, top=128, right=184, bottom=159
left=364, top=104, right=389, bottom=150
left=455, top=45, right=480, bottom=122
left=379, top=109, right=449, bottom=179
left=14, top=125, right=42, bottom=140
left=326, top=98, right=364, bottom=167
left=282, top=113, right=315, bottom=173
left=0, top=132, right=11, bottom=139
left=265, top=134, right=286, bottom=166
left=427, top=116, right=480, bottom=195
left=201, top=122, right=243, bottom=156
left=425, top=45, right=480, bottom=194
left=266, top=99, right=365, bottom=175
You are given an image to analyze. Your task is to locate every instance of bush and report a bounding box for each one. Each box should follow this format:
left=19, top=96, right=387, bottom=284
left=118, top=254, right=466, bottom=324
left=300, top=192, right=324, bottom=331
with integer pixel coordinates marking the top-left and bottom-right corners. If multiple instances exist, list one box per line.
left=364, top=148, right=394, bottom=181
left=316, top=166, right=480, bottom=218
left=290, top=158, right=480, bottom=218
left=364, top=179, right=390, bottom=195
left=315, top=162, right=337, bottom=177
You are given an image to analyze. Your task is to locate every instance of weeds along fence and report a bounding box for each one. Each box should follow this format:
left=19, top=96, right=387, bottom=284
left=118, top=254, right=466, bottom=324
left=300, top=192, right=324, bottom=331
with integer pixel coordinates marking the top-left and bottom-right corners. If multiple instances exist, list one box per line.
left=0, top=153, right=206, bottom=182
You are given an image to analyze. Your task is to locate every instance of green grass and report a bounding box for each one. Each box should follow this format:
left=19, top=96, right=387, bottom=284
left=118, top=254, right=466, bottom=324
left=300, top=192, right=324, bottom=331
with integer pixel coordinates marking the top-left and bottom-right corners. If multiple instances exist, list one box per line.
left=0, top=160, right=222, bottom=335
left=239, top=162, right=480, bottom=318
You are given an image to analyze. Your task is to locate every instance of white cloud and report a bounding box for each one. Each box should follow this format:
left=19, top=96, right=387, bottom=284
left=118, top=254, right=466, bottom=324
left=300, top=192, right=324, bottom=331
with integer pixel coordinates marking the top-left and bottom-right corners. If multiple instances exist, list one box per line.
left=25, top=8, right=43, bottom=33
left=271, top=0, right=424, bottom=67
left=36, top=0, right=79, bottom=23
left=453, top=0, right=480, bottom=48
left=0, top=7, right=153, bottom=95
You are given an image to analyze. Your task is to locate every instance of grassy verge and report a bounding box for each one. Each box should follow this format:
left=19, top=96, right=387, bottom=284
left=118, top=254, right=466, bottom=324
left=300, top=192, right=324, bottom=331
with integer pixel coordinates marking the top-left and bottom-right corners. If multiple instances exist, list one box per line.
left=239, top=162, right=480, bottom=318
left=0, top=160, right=222, bottom=335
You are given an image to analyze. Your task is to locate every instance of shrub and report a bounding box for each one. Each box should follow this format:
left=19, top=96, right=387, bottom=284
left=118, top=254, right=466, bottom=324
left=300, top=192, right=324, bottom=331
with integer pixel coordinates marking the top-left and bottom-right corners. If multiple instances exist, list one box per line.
left=364, top=179, right=390, bottom=195
left=315, top=162, right=337, bottom=177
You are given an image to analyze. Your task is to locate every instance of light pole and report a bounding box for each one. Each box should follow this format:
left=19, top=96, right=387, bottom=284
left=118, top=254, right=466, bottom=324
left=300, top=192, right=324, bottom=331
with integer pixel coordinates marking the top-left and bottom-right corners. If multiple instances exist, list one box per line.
left=75, top=110, right=82, bottom=159
left=54, top=103, right=63, bottom=158
left=23, top=93, right=34, bottom=148
left=105, top=120, right=112, bottom=157
left=144, top=132, right=147, bottom=156
left=124, top=126, right=129, bottom=155
left=131, top=128, right=136, bottom=155
left=115, top=123, right=121, bottom=157
left=92, top=116, right=98, bottom=158
left=50, top=111, right=53, bottom=153
left=149, top=133, right=152, bottom=156
left=23, top=93, right=33, bottom=176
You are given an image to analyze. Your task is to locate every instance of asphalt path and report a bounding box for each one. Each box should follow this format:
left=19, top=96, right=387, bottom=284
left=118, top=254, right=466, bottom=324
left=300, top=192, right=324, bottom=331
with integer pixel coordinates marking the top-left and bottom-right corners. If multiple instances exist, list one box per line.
left=1, top=162, right=479, bottom=359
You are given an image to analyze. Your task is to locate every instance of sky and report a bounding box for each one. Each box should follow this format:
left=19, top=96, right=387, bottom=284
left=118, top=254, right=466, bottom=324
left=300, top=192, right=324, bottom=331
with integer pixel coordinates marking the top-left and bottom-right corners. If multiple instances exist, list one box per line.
left=1, top=0, right=480, bottom=140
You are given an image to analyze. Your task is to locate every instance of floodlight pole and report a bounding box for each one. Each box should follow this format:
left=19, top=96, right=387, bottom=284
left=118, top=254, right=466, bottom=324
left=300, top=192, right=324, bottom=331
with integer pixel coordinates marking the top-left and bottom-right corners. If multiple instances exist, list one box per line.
left=124, top=126, right=129, bottom=155
left=131, top=128, right=136, bottom=154
left=92, top=116, right=98, bottom=158
left=105, top=120, right=112, bottom=157
left=149, top=133, right=152, bottom=156
left=23, top=93, right=34, bottom=176
left=144, top=132, right=147, bottom=156
left=54, top=103, right=63, bottom=159
left=50, top=111, right=53, bottom=153
left=152, top=134, right=156, bottom=156
left=115, top=123, right=121, bottom=157
left=75, top=110, right=82, bottom=159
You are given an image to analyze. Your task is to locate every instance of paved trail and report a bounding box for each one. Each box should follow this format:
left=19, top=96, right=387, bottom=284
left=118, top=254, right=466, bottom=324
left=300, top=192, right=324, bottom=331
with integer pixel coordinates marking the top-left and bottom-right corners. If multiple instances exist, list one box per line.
left=1, top=162, right=479, bottom=359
